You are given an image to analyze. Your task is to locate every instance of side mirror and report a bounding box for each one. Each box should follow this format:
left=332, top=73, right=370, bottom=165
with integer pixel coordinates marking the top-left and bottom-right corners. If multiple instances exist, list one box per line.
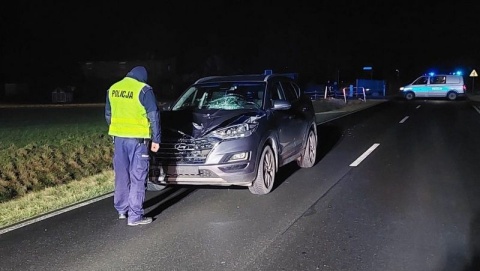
left=272, top=99, right=291, bottom=110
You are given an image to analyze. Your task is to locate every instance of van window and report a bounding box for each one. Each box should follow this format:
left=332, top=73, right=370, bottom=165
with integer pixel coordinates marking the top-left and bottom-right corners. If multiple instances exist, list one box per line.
left=413, top=76, right=428, bottom=85
left=431, top=76, right=446, bottom=84
left=447, top=76, right=461, bottom=83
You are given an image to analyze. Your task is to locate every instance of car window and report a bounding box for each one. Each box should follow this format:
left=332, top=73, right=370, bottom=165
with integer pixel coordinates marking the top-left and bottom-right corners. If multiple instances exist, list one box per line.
left=270, top=82, right=285, bottom=100
left=281, top=81, right=298, bottom=102
left=290, top=82, right=301, bottom=97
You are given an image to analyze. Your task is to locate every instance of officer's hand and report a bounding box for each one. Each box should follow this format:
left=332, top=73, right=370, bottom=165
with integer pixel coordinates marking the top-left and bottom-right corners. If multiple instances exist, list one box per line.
left=150, top=142, right=160, bottom=153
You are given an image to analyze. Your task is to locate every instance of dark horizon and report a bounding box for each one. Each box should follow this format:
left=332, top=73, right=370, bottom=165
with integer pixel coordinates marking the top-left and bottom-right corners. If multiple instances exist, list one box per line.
left=1, top=1, right=479, bottom=96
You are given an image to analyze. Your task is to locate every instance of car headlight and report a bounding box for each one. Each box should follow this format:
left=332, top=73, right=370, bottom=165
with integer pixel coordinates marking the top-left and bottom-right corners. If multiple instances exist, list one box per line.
left=399, top=87, right=404, bottom=91
left=210, top=123, right=258, bottom=139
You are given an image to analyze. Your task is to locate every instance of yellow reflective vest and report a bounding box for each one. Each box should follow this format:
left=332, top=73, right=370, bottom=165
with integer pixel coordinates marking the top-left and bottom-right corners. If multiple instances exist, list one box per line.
left=108, top=77, right=150, bottom=138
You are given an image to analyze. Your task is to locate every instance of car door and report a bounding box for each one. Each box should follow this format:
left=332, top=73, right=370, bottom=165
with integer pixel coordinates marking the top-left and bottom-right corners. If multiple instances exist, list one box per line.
left=272, top=80, right=305, bottom=160
left=269, top=80, right=298, bottom=159
left=280, top=80, right=309, bottom=154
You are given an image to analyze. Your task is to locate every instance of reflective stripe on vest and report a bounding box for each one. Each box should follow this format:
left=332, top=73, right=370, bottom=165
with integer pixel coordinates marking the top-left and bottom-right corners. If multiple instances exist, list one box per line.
left=108, top=77, right=150, bottom=138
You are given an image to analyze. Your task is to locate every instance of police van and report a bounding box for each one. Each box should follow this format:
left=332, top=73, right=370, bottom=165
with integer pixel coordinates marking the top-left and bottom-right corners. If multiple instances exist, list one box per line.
left=400, top=73, right=466, bottom=101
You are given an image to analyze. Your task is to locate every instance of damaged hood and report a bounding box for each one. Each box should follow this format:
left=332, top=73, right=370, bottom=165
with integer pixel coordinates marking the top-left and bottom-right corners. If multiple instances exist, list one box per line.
left=161, top=108, right=264, bottom=140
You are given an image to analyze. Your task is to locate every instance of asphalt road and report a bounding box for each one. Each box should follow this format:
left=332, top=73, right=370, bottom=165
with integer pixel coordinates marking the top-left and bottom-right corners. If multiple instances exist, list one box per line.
left=1, top=98, right=480, bottom=271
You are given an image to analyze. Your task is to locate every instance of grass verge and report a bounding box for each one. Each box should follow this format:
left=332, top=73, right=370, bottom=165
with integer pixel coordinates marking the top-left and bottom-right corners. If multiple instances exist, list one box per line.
left=0, top=171, right=114, bottom=229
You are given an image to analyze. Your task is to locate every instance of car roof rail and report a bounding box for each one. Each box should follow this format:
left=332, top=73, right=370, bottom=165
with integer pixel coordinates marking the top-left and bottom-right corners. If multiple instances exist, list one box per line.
left=194, top=76, right=224, bottom=84
left=264, top=73, right=298, bottom=81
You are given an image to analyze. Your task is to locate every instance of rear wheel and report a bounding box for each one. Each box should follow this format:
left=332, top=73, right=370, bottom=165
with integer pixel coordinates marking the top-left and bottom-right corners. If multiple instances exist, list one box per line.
left=447, top=91, right=457, bottom=101
left=297, top=129, right=317, bottom=168
left=249, top=145, right=275, bottom=195
left=404, top=92, right=415, bottom=101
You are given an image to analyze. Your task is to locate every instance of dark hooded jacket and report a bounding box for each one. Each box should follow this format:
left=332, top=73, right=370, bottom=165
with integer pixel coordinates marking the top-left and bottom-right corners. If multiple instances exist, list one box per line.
left=105, top=66, right=161, bottom=143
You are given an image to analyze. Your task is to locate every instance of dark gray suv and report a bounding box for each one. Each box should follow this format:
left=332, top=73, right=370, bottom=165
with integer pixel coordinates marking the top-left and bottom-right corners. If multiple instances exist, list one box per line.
left=148, top=72, right=317, bottom=194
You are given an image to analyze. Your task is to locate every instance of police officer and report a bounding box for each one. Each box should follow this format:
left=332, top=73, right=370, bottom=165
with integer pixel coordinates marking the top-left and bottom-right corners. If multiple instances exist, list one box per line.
left=105, top=66, right=161, bottom=226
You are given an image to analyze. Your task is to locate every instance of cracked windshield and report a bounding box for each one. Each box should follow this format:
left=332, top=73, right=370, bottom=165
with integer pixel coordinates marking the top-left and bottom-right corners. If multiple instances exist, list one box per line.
left=172, top=83, right=264, bottom=110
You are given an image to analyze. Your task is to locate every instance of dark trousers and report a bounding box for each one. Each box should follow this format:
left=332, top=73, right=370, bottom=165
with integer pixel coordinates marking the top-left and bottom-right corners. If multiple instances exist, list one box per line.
left=113, top=137, right=149, bottom=223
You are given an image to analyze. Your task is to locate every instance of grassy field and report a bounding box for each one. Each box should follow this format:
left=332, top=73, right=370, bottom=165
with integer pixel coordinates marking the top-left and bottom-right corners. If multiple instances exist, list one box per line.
left=0, top=104, right=115, bottom=229
left=0, top=104, right=107, bottom=148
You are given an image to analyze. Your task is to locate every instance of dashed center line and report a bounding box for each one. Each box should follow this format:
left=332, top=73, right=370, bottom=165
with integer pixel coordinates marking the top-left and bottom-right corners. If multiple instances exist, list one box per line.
left=399, top=116, right=409, bottom=123
left=473, top=105, right=480, bottom=114
left=350, top=143, right=380, bottom=167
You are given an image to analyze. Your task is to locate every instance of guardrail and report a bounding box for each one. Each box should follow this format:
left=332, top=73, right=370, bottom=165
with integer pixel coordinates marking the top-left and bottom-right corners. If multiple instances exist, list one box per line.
left=341, top=87, right=366, bottom=103
left=306, top=86, right=367, bottom=103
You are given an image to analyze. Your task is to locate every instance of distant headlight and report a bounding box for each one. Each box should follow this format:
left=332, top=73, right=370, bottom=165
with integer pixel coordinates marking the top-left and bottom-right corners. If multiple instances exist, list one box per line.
left=210, top=123, right=258, bottom=139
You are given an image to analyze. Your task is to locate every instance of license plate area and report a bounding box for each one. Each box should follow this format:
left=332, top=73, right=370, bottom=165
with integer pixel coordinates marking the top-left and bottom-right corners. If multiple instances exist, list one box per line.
left=168, top=166, right=198, bottom=175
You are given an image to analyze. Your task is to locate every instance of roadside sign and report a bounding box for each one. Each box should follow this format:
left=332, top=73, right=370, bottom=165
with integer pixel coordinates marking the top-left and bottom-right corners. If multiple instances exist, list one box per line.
left=471, top=70, right=478, bottom=92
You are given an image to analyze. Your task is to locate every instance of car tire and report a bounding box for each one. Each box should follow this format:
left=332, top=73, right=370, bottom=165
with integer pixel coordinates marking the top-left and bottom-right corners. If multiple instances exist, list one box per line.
left=297, top=129, right=317, bottom=168
left=447, top=91, right=457, bottom=101
left=404, top=92, right=415, bottom=101
left=249, top=145, right=275, bottom=195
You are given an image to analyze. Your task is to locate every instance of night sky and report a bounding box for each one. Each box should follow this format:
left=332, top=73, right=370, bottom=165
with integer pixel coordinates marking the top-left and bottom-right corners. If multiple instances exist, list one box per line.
left=2, top=1, right=479, bottom=87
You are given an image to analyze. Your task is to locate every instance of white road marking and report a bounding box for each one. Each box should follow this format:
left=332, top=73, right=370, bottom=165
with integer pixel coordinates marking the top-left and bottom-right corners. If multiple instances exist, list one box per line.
left=349, top=143, right=380, bottom=167
left=416, top=105, right=421, bottom=109
left=399, top=116, right=409, bottom=123
left=0, top=193, right=113, bottom=235
left=473, top=105, right=480, bottom=114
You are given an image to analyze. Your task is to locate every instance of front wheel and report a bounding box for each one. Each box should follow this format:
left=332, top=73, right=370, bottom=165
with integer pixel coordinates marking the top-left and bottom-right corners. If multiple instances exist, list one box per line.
left=249, top=145, right=275, bottom=195
left=297, top=129, right=317, bottom=168
left=404, top=92, right=415, bottom=101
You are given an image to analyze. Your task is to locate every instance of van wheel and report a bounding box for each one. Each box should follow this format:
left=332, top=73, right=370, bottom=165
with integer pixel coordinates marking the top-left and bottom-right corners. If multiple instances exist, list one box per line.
left=249, top=145, right=275, bottom=195
left=404, top=92, right=415, bottom=101
left=447, top=91, right=457, bottom=101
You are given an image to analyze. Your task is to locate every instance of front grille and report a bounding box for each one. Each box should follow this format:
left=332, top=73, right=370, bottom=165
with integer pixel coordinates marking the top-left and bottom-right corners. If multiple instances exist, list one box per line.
left=149, top=166, right=218, bottom=181
left=151, top=137, right=219, bottom=164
